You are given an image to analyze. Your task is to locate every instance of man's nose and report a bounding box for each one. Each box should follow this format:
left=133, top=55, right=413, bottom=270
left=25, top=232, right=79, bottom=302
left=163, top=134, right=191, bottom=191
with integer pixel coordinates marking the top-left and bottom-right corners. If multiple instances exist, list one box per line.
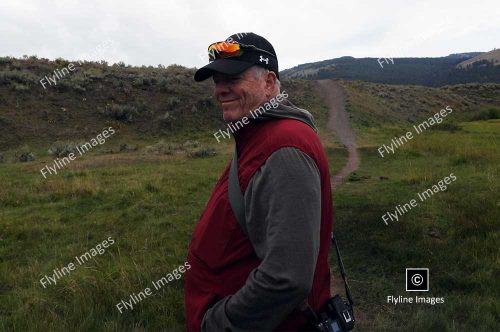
left=214, top=81, right=230, bottom=97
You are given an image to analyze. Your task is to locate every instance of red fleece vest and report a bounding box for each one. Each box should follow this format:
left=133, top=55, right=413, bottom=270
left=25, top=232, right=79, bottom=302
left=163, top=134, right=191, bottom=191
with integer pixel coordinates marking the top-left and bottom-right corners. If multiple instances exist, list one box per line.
left=185, top=118, right=333, bottom=331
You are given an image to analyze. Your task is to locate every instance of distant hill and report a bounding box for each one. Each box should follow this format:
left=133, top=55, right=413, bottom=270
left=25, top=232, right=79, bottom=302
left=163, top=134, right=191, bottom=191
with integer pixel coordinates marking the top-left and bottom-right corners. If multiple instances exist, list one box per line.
left=446, top=52, right=484, bottom=60
left=457, top=49, right=500, bottom=69
left=281, top=52, right=500, bottom=87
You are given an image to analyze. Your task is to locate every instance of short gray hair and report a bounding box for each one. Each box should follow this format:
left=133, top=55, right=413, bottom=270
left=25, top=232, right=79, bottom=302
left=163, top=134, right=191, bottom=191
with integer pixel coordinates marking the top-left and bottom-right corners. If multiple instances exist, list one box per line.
left=250, top=66, right=281, bottom=90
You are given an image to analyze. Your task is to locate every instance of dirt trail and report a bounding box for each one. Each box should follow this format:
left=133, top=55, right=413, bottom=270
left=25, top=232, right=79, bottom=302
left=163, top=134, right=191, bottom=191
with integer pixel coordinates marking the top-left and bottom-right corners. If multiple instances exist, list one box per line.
left=316, top=79, right=360, bottom=189
left=316, top=79, right=366, bottom=323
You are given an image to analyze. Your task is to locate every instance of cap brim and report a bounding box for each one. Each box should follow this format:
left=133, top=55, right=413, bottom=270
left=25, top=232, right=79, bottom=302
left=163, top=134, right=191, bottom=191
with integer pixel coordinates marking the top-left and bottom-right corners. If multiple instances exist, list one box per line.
left=194, top=59, right=254, bottom=82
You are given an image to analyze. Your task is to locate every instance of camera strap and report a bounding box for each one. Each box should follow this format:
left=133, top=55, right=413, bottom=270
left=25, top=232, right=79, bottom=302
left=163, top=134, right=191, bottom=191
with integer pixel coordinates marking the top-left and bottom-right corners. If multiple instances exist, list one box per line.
left=228, top=146, right=354, bottom=307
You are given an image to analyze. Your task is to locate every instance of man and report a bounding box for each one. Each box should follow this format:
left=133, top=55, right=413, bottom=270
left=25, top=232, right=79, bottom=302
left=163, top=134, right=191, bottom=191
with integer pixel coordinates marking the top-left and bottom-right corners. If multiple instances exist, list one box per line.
left=185, top=32, right=333, bottom=332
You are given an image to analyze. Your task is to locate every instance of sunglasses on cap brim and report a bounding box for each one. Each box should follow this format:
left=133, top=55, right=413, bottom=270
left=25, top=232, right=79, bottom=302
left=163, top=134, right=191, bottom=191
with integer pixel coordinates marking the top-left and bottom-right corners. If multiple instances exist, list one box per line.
left=207, top=41, right=275, bottom=62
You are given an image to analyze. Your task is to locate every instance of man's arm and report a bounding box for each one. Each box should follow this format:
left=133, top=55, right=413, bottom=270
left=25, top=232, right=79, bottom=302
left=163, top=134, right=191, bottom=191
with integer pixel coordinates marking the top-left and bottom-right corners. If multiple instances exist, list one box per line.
left=201, top=147, right=322, bottom=331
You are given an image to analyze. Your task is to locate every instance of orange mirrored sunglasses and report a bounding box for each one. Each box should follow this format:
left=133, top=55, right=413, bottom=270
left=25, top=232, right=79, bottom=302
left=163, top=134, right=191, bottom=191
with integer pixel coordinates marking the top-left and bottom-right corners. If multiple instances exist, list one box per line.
left=207, top=41, right=274, bottom=61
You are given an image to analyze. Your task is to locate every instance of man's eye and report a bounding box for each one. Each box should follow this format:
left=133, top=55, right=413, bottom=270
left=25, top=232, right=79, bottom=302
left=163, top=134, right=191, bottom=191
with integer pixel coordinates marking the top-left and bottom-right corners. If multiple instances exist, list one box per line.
left=213, top=76, right=239, bottom=84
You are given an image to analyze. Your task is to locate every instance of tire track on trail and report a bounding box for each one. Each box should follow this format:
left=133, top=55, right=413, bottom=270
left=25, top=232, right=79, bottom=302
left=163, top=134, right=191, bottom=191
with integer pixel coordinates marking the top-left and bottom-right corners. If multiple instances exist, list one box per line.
left=316, top=79, right=360, bottom=189
left=316, top=79, right=366, bottom=325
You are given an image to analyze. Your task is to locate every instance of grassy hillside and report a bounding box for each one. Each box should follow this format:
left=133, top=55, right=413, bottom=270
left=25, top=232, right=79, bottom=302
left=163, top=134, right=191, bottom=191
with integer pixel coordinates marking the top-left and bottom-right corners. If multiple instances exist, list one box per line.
left=0, top=56, right=221, bottom=149
left=0, top=56, right=328, bottom=151
left=457, top=49, right=500, bottom=69
left=338, top=80, right=500, bottom=145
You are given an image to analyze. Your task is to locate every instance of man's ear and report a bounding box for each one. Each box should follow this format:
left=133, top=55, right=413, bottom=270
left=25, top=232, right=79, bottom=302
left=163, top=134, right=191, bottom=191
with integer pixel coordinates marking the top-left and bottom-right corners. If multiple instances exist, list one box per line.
left=264, top=71, right=277, bottom=92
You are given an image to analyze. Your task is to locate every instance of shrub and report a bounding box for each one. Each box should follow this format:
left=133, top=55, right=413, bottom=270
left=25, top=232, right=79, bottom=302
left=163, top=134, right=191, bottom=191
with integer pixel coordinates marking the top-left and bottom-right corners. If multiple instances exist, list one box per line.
left=119, top=143, right=138, bottom=152
left=135, top=101, right=149, bottom=114
left=132, top=74, right=152, bottom=87
left=48, top=141, right=81, bottom=157
left=161, top=75, right=180, bottom=89
left=182, top=140, right=200, bottom=149
left=12, top=83, right=30, bottom=92
left=18, top=152, right=35, bottom=162
left=0, top=70, right=37, bottom=85
left=144, top=140, right=216, bottom=158
left=112, top=79, right=124, bottom=88
left=182, top=140, right=217, bottom=158
left=165, top=96, right=181, bottom=110
left=101, top=104, right=138, bottom=122
left=470, top=108, right=500, bottom=121
left=158, top=112, right=177, bottom=130
left=0, top=57, right=12, bottom=65
left=430, top=122, right=461, bottom=132
left=187, top=147, right=217, bottom=158
left=73, top=84, right=86, bottom=93
left=145, top=140, right=176, bottom=155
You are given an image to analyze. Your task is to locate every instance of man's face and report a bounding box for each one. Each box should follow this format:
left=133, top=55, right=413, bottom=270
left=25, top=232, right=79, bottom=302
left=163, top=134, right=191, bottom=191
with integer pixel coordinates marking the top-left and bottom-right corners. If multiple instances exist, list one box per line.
left=213, top=68, right=268, bottom=122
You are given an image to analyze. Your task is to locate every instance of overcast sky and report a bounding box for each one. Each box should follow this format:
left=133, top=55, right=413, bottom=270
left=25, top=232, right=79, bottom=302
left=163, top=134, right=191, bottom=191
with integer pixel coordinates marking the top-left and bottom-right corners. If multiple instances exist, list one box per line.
left=1, top=0, right=498, bottom=70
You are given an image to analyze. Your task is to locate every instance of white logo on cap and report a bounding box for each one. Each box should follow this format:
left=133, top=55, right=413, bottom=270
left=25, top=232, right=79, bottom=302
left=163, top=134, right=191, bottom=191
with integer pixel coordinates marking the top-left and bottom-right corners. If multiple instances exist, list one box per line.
left=259, top=55, right=269, bottom=65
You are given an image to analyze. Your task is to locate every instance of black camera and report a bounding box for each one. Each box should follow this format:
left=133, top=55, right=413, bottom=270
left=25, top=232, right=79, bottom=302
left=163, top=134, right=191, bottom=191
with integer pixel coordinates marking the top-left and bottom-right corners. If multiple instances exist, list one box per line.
left=317, top=295, right=355, bottom=331
left=303, top=295, right=355, bottom=332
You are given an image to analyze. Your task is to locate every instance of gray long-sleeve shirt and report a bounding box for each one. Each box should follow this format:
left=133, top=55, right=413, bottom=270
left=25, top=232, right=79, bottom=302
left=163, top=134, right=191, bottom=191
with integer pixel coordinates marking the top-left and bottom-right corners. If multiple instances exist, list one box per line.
left=201, top=146, right=322, bottom=331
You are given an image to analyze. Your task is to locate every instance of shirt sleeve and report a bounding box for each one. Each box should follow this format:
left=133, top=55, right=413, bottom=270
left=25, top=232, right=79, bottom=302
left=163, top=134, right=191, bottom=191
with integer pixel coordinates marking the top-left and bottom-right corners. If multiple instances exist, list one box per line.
left=201, top=147, right=322, bottom=332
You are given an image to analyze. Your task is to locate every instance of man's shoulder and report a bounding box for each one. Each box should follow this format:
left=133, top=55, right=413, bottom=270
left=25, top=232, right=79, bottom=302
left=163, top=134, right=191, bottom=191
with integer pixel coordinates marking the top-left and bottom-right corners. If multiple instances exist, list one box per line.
left=262, top=117, right=320, bottom=145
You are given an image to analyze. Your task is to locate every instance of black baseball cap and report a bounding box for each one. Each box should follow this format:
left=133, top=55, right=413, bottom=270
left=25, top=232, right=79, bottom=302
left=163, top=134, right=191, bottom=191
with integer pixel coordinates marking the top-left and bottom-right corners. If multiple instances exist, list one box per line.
left=194, top=32, right=279, bottom=82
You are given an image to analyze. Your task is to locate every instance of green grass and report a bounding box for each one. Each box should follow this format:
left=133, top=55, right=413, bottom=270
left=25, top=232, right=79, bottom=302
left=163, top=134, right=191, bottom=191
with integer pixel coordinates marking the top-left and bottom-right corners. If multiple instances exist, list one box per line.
left=0, top=151, right=231, bottom=331
left=331, top=119, right=500, bottom=331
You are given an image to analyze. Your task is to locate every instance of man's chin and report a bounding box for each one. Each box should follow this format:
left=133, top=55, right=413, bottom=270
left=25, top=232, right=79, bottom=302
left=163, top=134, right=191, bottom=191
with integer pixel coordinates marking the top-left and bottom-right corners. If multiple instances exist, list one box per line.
left=222, top=108, right=242, bottom=122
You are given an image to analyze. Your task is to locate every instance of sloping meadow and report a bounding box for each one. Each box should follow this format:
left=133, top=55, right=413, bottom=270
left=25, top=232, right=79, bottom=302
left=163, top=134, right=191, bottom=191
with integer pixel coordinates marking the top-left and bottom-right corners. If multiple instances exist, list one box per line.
left=330, top=82, right=500, bottom=330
